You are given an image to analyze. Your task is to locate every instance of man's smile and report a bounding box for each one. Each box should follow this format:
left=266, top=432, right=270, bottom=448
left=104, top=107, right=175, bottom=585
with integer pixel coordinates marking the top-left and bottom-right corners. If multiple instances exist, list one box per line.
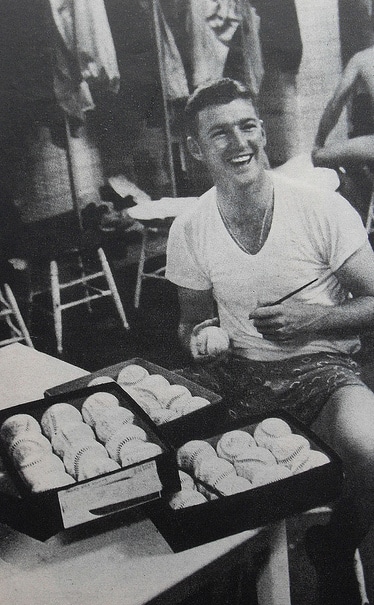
left=228, top=153, right=253, bottom=166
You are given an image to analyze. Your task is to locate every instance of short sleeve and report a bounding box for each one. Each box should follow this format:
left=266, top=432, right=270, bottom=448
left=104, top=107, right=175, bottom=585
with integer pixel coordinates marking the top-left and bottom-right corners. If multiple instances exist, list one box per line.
left=323, top=193, right=368, bottom=272
left=165, top=213, right=212, bottom=290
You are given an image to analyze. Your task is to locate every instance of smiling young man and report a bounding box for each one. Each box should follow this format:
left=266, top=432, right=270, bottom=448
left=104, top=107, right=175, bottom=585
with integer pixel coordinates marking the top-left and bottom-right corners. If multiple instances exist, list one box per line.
left=166, top=78, right=374, bottom=604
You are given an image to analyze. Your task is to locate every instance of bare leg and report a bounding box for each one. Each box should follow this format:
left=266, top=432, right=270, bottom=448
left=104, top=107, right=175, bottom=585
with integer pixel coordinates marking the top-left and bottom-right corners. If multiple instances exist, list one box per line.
left=307, top=385, right=374, bottom=604
left=312, top=384, right=374, bottom=540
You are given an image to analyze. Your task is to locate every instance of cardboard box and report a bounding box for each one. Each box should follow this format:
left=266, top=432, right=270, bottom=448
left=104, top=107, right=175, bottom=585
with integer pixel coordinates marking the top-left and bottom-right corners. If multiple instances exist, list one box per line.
left=0, top=383, right=180, bottom=540
left=150, top=410, right=343, bottom=552
left=45, top=358, right=222, bottom=425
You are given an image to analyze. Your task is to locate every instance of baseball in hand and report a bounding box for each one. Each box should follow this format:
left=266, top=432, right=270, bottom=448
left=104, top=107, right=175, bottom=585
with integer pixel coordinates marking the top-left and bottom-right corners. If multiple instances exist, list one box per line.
left=195, top=326, right=230, bottom=356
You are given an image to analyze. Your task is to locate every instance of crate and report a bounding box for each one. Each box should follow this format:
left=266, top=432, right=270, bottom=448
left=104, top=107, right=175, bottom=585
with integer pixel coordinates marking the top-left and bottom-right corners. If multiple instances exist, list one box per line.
left=0, top=382, right=180, bottom=540
left=150, top=410, right=343, bottom=552
left=45, top=358, right=222, bottom=425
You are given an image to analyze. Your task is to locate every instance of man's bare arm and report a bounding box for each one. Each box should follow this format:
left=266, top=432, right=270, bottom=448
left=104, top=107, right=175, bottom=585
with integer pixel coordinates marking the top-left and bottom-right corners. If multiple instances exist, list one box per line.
left=314, top=57, right=359, bottom=149
left=251, top=242, right=374, bottom=341
left=177, top=286, right=215, bottom=353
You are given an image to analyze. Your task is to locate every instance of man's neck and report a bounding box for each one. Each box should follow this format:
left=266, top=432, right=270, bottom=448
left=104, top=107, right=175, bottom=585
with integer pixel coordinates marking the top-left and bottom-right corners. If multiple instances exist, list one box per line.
left=216, top=170, right=272, bottom=220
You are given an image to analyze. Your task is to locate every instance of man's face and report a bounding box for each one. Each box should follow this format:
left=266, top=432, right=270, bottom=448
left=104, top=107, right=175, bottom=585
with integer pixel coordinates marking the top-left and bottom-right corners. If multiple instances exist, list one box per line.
left=189, top=98, right=267, bottom=188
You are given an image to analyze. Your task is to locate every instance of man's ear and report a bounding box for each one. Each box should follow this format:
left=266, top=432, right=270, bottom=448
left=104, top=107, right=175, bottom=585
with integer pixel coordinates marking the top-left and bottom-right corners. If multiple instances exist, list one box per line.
left=259, top=120, right=267, bottom=147
left=187, top=136, right=205, bottom=162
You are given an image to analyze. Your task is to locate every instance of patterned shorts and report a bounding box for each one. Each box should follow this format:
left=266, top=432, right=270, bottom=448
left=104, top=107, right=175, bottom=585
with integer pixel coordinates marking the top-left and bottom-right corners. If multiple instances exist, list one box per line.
left=175, top=352, right=366, bottom=426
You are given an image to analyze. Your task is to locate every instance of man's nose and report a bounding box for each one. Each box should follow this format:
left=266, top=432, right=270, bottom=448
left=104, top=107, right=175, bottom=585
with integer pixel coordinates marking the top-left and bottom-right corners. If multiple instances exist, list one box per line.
left=230, top=127, right=248, bottom=149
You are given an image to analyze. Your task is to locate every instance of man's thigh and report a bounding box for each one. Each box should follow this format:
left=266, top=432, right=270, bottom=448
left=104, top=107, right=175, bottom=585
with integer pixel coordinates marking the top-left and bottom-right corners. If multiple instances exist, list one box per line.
left=311, top=384, right=374, bottom=461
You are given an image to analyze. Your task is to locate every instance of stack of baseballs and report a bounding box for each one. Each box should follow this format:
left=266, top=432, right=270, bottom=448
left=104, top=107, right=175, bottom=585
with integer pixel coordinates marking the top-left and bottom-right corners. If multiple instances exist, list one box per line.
left=114, top=364, right=211, bottom=424
left=168, top=418, right=330, bottom=508
left=0, top=392, right=165, bottom=492
left=0, top=412, right=75, bottom=492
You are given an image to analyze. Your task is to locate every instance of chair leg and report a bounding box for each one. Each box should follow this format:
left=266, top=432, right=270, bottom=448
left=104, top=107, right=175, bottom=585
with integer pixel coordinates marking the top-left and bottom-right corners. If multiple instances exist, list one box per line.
left=77, top=252, right=92, bottom=312
left=50, top=260, right=63, bottom=355
left=3, top=283, right=34, bottom=348
left=134, top=227, right=148, bottom=309
left=97, top=248, right=129, bottom=330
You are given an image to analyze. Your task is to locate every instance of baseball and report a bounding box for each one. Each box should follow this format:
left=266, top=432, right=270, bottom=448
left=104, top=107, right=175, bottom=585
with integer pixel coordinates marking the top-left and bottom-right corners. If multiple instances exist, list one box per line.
left=234, top=446, right=277, bottom=481
left=195, top=326, right=230, bottom=356
left=117, top=364, right=149, bottom=386
left=20, top=458, right=75, bottom=491
left=268, top=435, right=311, bottom=472
left=125, top=386, right=162, bottom=415
left=163, top=384, right=192, bottom=409
left=178, top=470, right=196, bottom=491
left=81, top=392, right=120, bottom=426
left=105, top=425, right=148, bottom=462
left=176, top=440, right=217, bottom=473
left=169, top=489, right=207, bottom=509
left=10, top=435, right=53, bottom=466
left=216, top=430, right=256, bottom=462
left=293, top=449, right=330, bottom=474
left=119, top=442, right=163, bottom=467
left=194, top=457, right=236, bottom=487
left=93, top=406, right=135, bottom=443
left=19, top=452, right=66, bottom=486
left=0, top=414, right=41, bottom=446
left=196, top=482, right=219, bottom=500
left=214, top=475, right=252, bottom=496
left=250, top=465, right=292, bottom=488
left=87, top=376, right=116, bottom=387
left=254, top=417, right=292, bottom=448
left=41, top=403, right=82, bottom=439
left=150, top=408, right=180, bottom=425
left=51, top=422, right=96, bottom=458
left=63, top=441, right=109, bottom=478
left=76, top=456, right=120, bottom=481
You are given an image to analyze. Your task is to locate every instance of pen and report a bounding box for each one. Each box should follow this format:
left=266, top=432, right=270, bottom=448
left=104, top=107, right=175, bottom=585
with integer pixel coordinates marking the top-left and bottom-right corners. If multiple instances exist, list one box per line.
left=267, top=278, right=319, bottom=306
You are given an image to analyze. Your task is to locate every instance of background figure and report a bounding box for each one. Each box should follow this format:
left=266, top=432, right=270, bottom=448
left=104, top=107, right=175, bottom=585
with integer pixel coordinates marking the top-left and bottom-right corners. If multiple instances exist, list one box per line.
left=312, top=30, right=374, bottom=219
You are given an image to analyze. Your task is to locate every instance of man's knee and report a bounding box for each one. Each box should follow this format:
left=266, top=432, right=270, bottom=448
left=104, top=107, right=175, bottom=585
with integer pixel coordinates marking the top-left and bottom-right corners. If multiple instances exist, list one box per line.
left=312, top=385, right=374, bottom=460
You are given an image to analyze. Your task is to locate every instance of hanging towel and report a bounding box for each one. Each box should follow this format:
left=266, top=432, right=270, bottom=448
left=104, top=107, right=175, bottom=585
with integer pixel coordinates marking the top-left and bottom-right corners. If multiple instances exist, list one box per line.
left=49, top=0, right=120, bottom=120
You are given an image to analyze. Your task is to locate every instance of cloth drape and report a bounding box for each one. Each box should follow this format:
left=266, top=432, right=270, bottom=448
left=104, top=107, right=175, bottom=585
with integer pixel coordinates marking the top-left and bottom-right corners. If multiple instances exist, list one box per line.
left=49, top=0, right=120, bottom=120
left=187, top=0, right=241, bottom=86
left=156, top=2, right=189, bottom=100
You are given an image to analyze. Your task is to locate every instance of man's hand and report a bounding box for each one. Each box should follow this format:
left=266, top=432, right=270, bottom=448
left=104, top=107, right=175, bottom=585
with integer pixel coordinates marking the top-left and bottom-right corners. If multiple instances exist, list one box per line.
left=190, top=318, right=230, bottom=362
left=249, top=301, right=331, bottom=342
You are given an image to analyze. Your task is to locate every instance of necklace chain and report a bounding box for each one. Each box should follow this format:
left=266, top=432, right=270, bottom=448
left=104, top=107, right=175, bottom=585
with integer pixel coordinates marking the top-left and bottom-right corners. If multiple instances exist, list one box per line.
left=217, top=187, right=274, bottom=254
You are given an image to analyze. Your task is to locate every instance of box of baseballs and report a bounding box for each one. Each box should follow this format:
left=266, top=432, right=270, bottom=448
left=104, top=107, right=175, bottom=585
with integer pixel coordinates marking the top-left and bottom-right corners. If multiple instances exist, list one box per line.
left=45, top=358, right=222, bottom=426
left=149, top=411, right=343, bottom=552
left=0, top=381, right=180, bottom=540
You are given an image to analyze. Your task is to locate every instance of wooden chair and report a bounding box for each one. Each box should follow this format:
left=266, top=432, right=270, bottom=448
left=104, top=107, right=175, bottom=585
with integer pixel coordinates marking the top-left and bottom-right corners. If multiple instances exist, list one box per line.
left=0, top=283, right=33, bottom=348
left=29, top=245, right=129, bottom=355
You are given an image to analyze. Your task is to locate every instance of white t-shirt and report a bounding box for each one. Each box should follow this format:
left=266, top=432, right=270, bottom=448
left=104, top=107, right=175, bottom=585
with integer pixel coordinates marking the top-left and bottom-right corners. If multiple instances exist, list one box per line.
left=165, top=173, right=368, bottom=361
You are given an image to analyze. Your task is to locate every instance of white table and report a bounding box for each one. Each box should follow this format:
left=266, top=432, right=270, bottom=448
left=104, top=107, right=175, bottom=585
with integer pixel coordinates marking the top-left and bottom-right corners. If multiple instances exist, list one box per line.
left=0, top=344, right=291, bottom=605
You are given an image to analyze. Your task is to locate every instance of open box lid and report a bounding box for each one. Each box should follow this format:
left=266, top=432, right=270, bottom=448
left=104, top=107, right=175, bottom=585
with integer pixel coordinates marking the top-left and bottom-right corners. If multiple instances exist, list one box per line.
left=0, top=382, right=180, bottom=540
left=149, top=408, right=344, bottom=552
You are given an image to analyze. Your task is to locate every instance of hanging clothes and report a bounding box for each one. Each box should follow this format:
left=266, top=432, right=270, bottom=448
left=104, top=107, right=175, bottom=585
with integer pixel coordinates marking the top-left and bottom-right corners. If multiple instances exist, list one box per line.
left=253, top=0, right=302, bottom=72
left=224, top=1, right=264, bottom=97
left=187, top=0, right=241, bottom=86
left=156, top=2, right=189, bottom=100
left=49, top=0, right=120, bottom=121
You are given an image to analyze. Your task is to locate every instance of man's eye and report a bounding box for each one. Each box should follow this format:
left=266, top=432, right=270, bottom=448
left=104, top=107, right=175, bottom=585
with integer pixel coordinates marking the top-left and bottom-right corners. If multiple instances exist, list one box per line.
left=212, top=130, right=226, bottom=138
left=242, top=123, right=257, bottom=132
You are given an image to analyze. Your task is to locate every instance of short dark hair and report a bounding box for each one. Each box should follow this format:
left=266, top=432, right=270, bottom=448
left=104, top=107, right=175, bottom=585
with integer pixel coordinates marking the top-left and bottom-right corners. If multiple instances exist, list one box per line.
left=185, top=78, right=258, bottom=137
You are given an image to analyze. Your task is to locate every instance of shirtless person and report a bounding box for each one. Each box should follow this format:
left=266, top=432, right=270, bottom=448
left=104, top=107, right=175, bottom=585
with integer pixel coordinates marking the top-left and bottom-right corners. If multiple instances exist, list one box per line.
left=313, top=44, right=374, bottom=168
left=166, top=78, right=374, bottom=604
